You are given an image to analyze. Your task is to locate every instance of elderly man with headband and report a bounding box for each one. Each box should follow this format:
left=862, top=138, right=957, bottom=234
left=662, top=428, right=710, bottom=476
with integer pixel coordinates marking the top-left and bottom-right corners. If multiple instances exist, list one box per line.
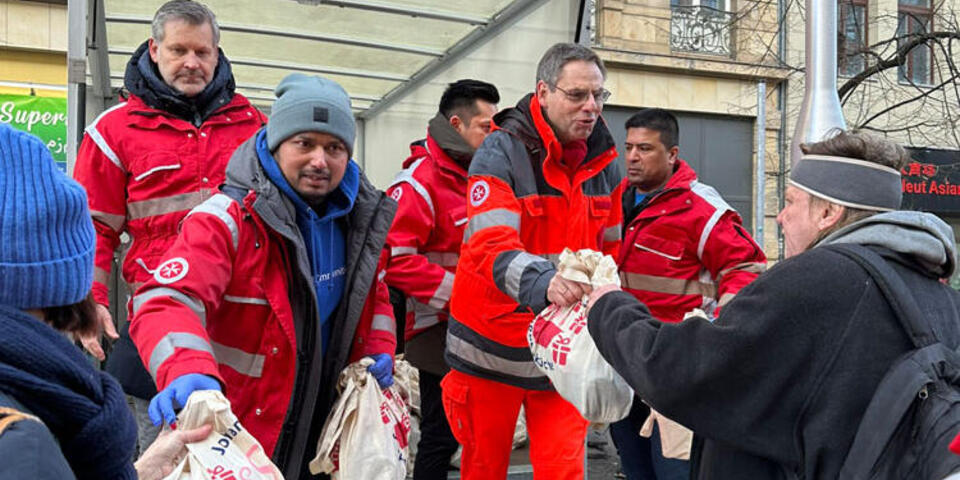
left=582, top=130, right=960, bottom=479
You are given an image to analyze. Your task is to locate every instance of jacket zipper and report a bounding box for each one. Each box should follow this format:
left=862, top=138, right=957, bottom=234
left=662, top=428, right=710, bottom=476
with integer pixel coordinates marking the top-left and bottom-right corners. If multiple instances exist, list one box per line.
left=271, top=234, right=314, bottom=469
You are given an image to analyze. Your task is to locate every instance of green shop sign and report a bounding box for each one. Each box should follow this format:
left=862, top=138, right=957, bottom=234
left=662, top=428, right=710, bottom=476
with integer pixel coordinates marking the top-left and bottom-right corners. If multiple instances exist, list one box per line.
left=0, top=94, right=68, bottom=172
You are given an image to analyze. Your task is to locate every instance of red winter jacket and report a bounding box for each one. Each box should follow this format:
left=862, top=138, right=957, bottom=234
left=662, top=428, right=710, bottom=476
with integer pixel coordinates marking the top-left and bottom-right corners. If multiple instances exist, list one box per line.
left=447, top=94, right=624, bottom=390
left=619, top=159, right=766, bottom=323
left=129, top=137, right=396, bottom=467
left=73, top=94, right=266, bottom=306
left=385, top=135, right=468, bottom=342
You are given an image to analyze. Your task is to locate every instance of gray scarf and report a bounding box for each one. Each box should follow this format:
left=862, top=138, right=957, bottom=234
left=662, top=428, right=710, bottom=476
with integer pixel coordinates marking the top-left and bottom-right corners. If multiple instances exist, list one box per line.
left=427, top=112, right=474, bottom=170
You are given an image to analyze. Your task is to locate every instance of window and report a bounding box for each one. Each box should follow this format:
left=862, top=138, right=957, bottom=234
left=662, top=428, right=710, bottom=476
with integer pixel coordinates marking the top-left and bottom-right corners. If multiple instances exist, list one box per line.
left=670, top=0, right=734, bottom=56
left=838, top=0, right=868, bottom=76
left=898, top=0, right=934, bottom=85
left=671, top=0, right=728, bottom=10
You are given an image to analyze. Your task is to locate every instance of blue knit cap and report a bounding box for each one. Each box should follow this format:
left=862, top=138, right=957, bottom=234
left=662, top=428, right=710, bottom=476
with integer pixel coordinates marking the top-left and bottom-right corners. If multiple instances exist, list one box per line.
left=266, top=73, right=355, bottom=154
left=0, top=124, right=95, bottom=309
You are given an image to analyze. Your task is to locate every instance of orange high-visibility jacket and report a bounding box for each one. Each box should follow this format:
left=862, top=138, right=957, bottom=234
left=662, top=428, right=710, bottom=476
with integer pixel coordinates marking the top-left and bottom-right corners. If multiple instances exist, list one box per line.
left=447, top=93, right=624, bottom=390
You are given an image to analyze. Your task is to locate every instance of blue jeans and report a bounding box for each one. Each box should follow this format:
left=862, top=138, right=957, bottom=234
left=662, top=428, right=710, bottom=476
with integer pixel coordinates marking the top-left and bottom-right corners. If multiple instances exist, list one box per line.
left=610, top=402, right=689, bottom=480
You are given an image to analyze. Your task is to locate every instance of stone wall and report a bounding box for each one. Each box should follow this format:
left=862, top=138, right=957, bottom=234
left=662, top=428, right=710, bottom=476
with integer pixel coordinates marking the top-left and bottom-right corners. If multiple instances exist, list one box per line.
left=595, top=0, right=788, bottom=258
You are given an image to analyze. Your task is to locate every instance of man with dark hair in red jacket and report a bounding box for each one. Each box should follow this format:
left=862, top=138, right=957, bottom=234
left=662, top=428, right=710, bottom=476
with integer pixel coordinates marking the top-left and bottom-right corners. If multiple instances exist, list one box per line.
left=610, top=108, right=766, bottom=480
left=385, top=78, right=499, bottom=480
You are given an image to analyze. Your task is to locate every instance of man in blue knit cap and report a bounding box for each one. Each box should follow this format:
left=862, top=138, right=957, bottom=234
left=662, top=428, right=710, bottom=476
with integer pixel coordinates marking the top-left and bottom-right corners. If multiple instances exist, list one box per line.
left=129, top=73, right=398, bottom=479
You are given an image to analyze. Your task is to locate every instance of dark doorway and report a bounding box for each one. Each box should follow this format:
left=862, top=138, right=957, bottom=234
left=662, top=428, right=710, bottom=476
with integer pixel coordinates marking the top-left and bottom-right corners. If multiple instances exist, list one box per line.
left=603, top=107, right=756, bottom=231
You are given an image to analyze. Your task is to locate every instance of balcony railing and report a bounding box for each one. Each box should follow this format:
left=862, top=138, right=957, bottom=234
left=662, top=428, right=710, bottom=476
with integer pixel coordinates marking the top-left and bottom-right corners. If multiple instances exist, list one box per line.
left=670, top=5, right=735, bottom=56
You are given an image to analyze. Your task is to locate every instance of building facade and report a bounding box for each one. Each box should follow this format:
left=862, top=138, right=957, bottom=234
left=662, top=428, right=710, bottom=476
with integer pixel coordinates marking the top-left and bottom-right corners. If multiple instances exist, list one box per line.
left=594, top=0, right=787, bottom=258
left=0, top=0, right=68, bottom=170
left=594, top=0, right=960, bottom=264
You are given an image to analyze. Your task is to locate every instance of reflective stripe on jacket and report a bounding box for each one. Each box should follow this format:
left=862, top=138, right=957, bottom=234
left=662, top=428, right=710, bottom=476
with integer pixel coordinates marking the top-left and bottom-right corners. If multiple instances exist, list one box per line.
left=385, top=135, right=467, bottom=341
left=129, top=136, right=396, bottom=476
left=73, top=93, right=266, bottom=306
left=447, top=93, right=624, bottom=390
left=619, top=160, right=766, bottom=322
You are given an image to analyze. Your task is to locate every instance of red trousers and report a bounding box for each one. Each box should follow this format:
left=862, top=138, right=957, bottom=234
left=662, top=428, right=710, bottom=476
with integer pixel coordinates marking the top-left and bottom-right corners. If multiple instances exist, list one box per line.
left=441, top=370, right=588, bottom=480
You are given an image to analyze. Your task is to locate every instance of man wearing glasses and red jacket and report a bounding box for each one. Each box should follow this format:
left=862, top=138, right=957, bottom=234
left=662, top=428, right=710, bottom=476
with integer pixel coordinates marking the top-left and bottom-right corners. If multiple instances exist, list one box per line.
left=442, top=43, right=624, bottom=479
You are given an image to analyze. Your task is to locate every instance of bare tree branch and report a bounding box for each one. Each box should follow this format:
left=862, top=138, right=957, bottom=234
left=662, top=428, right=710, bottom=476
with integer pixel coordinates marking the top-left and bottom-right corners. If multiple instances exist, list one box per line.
left=838, top=31, right=960, bottom=101
left=858, top=72, right=960, bottom=128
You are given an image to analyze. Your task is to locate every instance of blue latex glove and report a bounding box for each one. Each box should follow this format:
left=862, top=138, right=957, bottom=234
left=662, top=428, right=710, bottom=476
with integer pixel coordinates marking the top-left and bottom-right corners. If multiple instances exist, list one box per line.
left=148, top=373, right=221, bottom=427
left=367, top=353, right=394, bottom=389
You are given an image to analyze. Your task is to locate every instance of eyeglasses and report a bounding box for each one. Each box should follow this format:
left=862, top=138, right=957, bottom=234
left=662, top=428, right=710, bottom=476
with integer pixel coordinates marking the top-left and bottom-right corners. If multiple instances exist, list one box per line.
left=551, top=84, right=612, bottom=105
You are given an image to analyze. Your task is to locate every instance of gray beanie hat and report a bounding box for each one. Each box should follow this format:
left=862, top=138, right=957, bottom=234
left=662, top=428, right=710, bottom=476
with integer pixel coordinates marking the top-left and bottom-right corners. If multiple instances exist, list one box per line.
left=266, top=73, right=355, bottom=154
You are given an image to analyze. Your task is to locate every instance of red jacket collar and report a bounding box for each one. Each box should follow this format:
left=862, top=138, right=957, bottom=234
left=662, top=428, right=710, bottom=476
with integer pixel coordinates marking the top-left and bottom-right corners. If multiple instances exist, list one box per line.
left=402, top=135, right=469, bottom=180
left=528, top=94, right=564, bottom=166
left=621, top=159, right=697, bottom=198
left=426, top=134, right=469, bottom=179
left=529, top=94, right=617, bottom=192
left=403, top=140, right=429, bottom=169
left=663, top=159, right=697, bottom=191
left=622, top=159, right=700, bottom=222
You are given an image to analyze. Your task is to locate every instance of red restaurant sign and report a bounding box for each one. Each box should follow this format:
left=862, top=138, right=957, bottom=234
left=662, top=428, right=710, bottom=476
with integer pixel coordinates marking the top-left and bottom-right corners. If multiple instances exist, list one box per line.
left=901, top=148, right=960, bottom=212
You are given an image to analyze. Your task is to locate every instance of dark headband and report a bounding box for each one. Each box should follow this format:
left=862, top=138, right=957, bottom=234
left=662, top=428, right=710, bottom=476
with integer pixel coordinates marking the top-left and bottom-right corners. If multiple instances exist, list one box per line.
left=789, top=155, right=902, bottom=211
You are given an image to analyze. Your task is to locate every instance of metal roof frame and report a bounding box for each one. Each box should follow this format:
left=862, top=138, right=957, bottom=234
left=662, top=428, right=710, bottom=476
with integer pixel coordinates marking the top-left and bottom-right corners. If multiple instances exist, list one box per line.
left=298, top=0, right=490, bottom=25
left=107, top=47, right=412, bottom=82
left=88, top=0, right=112, bottom=104
left=102, top=75, right=381, bottom=103
left=105, top=14, right=446, bottom=57
left=357, top=0, right=546, bottom=119
left=71, top=0, right=548, bottom=142
left=230, top=82, right=381, bottom=102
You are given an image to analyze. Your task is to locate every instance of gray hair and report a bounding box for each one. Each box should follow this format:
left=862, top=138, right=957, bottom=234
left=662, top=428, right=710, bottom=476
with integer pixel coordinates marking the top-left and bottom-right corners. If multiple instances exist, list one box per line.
left=536, top=43, right=606, bottom=87
left=800, top=129, right=910, bottom=171
left=151, top=0, right=220, bottom=45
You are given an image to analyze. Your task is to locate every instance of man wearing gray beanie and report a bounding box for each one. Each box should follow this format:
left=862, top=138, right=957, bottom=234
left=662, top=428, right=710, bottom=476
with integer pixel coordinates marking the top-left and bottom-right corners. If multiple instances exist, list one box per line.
left=128, top=73, right=399, bottom=479
left=586, top=130, right=960, bottom=478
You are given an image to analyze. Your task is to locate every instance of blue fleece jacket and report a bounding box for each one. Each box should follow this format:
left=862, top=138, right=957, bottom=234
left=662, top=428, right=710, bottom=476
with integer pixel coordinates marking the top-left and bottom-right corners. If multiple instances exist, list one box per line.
left=256, top=130, right=359, bottom=354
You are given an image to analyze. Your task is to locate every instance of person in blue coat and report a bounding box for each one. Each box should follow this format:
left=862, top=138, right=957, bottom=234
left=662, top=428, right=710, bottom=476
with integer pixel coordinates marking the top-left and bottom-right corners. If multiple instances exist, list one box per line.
left=0, top=123, right=210, bottom=479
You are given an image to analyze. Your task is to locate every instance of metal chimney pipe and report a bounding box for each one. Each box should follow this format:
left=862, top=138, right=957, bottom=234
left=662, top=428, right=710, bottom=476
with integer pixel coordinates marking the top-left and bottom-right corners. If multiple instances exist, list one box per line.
left=790, top=0, right=847, bottom=167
